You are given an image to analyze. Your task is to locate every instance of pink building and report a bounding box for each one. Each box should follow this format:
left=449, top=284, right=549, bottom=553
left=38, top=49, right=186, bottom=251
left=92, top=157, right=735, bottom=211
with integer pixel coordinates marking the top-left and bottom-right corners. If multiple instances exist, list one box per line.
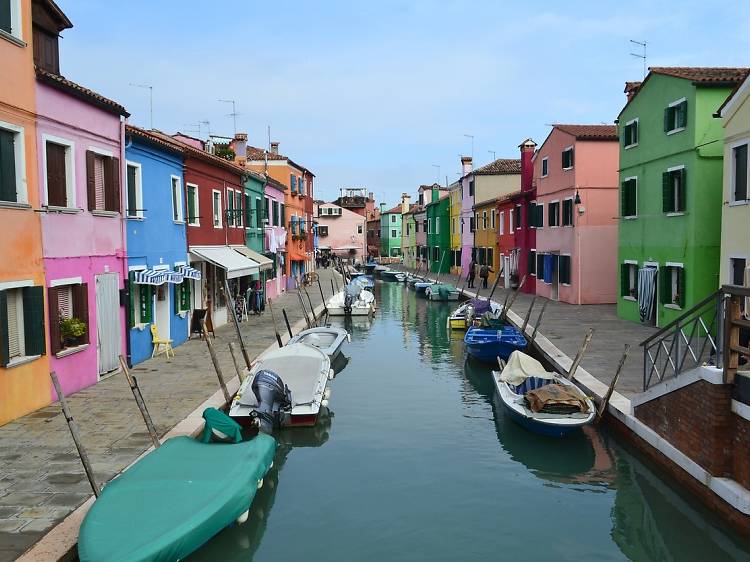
left=532, top=125, right=619, bottom=304
left=316, top=202, right=366, bottom=262
left=264, top=176, right=288, bottom=299
left=35, top=68, right=129, bottom=397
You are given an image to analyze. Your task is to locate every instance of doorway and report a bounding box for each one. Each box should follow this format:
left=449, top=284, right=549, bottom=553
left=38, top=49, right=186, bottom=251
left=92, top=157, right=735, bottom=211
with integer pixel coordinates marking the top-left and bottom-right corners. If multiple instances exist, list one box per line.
left=503, top=255, right=511, bottom=289
left=95, top=273, right=122, bottom=376
left=154, top=282, right=171, bottom=342
left=550, top=253, right=560, bottom=301
left=640, top=263, right=658, bottom=327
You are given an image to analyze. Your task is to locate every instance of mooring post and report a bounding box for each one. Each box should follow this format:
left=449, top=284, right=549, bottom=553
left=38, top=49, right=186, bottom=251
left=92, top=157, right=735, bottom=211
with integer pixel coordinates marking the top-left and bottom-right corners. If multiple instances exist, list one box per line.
left=266, top=298, right=284, bottom=348
left=118, top=356, right=160, bottom=449
left=331, top=278, right=336, bottom=297
left=487, top=268, right=503, bottom=303
left=222, top=280, right=252, bottom=369
left=282, top=308, right=294, bottom=338
left=530, top=298, right=548, bottom=344
left=567, top=328, right=595, bottom=380
left=500, top=275, right=527, bottom=323
left=49, top=371, right=100, bottom=497
left=521, top=296, right=536, bottom=334
left=318, top=278, right=329, bottom=316
left=296, top=282, right=313, bottom=329
left=597, top=345, right=630, bottom=422
left=228, top=342, right=246, bottom=382
left=303, top=286, right=317, bottom=326
left=202, top=325, right=231, bottom=404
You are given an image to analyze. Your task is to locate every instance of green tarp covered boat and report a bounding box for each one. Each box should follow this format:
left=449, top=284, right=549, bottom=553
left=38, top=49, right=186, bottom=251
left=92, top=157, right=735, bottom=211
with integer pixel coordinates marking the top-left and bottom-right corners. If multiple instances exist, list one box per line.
left=78, top=431, right=276, bottom=562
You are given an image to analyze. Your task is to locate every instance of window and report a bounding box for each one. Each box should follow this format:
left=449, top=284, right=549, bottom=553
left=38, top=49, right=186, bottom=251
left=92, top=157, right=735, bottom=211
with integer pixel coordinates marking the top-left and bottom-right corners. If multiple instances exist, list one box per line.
left=664, top=99, right=687, bottom=133
left=491, top=210, right=496, bottom=230
left=48, top=282, right=88, bottom=354
left=562, top=147, right=574, bottom=170
left=167, top=176, right=182, bottom=222
left=125, top=163, right=143, bottom=218
left=299, top=178, right=305, bottom=196
left=562, top=198, right=574, bottom=226
left=85, top=149, right=120, bottom=213
left=0, top=0, right=21, bottom=40
left=621, top=262, right=639, bottom=298
left=44, top=137, right=74, bottom=208
left=548, top=201, right=560, bottom=227
left=469, top=216, right=475, bottom=232
left=662, top=167, right=686, bottom=214
left=499, top=211, right=505, bottom=234
left=623, top=119, right=639, bottom=148
left=391, top=214, right=396, bottom=223
left=226, top=189, right=234, bottom=226
left=529, top=202, right=538, bottom=228
left=732, top=143, right=748, bottom=203
left=318, top=225, right=328, bottom=237
left=536, top=253, right=544, bottom=277
left=663, top=264, right=685, bottom=308
left=436, top=217, right=440, bottom=234
left=0, top=286, right=45, bottom=366
left=541, top=157, right=548, bottom=177
left=509, top=208, right=514, bottom=231
left=290, top=174, right=297, bottom=193
left=427, top=219, right=431, bottom=234
left=432, top=247, right=439, bottom=262
left=406, top=222, right=411, bottom=235
left=255, top=196, right=262, bottom=228
left=528, top=250, right=536, bottom=275
left=621, top=177, right=637, bottom=218
left=731, top=258, right=747, bottom=287
left=280, top=203, right=285, bottom=228
left=486, top=247, right=493, bottom=267
left=357, top=224, right=363, bottom=234
left=235, top=190, right=243, bottom=227
left=559, top=255, right=571, bottom=285
left=33, top=23, right=61, bottom=73
left=482, top=211, right=487, bottom=229
left=128, top=272, right=152, bottom=326
left=391, top=229, right=397, bottom=238
left=513, top=205, right=521, bottom=229
left=0, top=122, right=26, bottom=204
left=212, top=190, right=222, bottom=227
left=174, top=271, right=191, bottom=314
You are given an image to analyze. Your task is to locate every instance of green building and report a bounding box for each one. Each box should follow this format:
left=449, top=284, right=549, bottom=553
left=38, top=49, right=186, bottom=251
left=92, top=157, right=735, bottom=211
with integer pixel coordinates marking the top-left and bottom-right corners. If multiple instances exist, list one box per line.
left=426, top=188, right=450, bottom=273
left=380, top=195, right=411, bottom=257
left=616, top=67, right=747, bottom=327
left=241, top=171, right=274, bottom=284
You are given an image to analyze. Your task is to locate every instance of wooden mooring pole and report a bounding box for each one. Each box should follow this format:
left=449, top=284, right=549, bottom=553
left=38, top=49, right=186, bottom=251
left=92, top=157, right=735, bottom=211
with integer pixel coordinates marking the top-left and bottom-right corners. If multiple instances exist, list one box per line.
left=597, top=345, right=630, bottom=422
left=296, top=282, right=313, bottom=329
left=530, top=298, right=548, bottom=344
left=118, top=356, right=160, bottom=449
left=223, top=280, right=252, bottom=369
left=521, top=296, right=536, bottom=334
left=282, top=308, right=294, bottom=338
left=486, top=269, right=503, bottom=302
left=567, top=328, right=594, bottom=380
left=49, top=371, right=100, bottom=497
left=303, top=286, right=318, bottom=326
left=500, top=275, right=527, bottom=323
left=202, top=325, right=231, bottom=404
left=266, top=298, right=284, bottom=348
left=317, top=278, right=329, bottom=316
left=228, top=342, right=246, bottom=382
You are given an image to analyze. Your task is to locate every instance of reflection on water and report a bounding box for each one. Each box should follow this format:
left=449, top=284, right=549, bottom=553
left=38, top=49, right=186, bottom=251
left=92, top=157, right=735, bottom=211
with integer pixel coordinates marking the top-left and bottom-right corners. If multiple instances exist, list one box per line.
left=189, top=280, right=750, bottom=562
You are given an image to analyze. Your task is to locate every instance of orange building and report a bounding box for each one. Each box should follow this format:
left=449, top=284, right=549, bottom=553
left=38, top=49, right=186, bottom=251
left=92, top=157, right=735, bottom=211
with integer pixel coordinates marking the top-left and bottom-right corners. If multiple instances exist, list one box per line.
left=0, top=0, right=61, bottom=424
left=246, top=141, right=314, bottom=286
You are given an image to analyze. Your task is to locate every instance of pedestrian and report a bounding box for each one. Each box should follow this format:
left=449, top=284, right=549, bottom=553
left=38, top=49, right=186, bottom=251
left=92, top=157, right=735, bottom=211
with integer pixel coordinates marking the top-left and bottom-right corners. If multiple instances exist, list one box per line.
left=480, top=264, right=493, bottom=289
left=467, top=259, right=476, bottom=288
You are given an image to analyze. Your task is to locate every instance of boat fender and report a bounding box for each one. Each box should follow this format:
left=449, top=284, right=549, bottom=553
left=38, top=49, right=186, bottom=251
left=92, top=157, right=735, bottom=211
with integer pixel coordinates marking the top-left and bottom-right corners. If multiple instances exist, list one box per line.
left=347, top=333, right=352, bottom=343
left=236, top=510, right=250, bottom=524
left=323, top=388, right=331, bottom=400
left=322, top=399, right=329, bottom=408
left=257, top=478, right=264, bottom=489
left=328, top=369, right=335, bottom=380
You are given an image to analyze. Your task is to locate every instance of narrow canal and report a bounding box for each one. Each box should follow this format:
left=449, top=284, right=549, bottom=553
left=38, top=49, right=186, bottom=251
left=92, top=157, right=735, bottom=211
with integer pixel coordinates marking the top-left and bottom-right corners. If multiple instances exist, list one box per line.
left=189, top=281, right=750, bottom=562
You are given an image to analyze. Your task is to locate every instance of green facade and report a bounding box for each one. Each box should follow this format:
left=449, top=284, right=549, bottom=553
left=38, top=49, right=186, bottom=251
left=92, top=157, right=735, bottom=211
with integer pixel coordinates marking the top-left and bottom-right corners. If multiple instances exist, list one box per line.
left=617, top=73, right=730, bottom=327
left=244, top=174, right=266, bottom=254
left=426, top=194, right=450, bottom=273
left=380, top=210, right=402, bottom=257
left=402, top=213, right=416, bottom=267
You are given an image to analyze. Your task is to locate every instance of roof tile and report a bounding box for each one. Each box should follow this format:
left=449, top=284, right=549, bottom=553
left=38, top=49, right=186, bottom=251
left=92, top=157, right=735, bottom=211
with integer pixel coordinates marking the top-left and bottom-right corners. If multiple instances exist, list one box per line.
left=552, top=124, right=618, bottom=141
left=473, top=158, right=522, bottom=176
left=36, top=67, right=129, bottom=117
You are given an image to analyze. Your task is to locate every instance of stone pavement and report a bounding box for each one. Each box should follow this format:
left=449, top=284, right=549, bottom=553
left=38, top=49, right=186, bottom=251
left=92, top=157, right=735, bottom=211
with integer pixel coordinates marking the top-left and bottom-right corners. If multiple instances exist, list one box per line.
left=398, top=266, right=658, bottom=397
left=0, top=269, right=337, bottom=562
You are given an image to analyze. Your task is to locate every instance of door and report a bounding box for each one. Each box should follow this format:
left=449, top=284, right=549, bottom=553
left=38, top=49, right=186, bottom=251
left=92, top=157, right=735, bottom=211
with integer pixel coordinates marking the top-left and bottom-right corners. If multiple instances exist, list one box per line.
left=154, top=283, right=170, bottom=342
left=503, top=255, right=511, bottom=289
left=95, top=273, right=122, bottom=375
left=551, top=254, right=559, bottom=301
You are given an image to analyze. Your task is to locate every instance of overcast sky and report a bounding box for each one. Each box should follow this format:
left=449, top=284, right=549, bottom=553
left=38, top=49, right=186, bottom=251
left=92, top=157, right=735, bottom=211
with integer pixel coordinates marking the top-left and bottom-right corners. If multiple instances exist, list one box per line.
left=59, top=1, right=749, bottom=204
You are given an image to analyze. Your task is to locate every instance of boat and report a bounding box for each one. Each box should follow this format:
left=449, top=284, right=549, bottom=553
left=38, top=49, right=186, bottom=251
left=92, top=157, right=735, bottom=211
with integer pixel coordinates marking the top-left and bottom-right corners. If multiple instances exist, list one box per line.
left=413, top=281, right=434, bottom=294
left=326, top=285, right=376, bottom=316
left=407, top=274, right=427, bottom=287
left=350, top=274, right=375, bottom=289
left=229, top=343, right=332, bottom=430
left=425, top=283, right=460, bottom=301
left=373, top=264, right=387, bottom=273
left=447, top=299, right=502, bottom=330
left=493, top=350, right=595, bottom=437
left=464, top=326, right=527, bottom=363
left=364, top=262, right=377, bottom=273
left=288, top=326, right=350, bottom=358
left=381, top=269, right=406, bottom=282
left=78, top=422, right=276, bottom=562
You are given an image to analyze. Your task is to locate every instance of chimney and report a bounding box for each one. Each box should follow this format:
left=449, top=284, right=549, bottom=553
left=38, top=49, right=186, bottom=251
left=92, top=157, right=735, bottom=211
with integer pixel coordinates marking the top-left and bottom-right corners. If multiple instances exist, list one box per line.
left=368, top=191, right=374, bottom=201
left=519, top=138, right=536, bottom=192
left=431, top=185, right=439, bottom=204
left=624, top=81, right=642, bottom=102
left=380, top=202, right=385, bottom=213
left=270, top=141, right=279, bottom=155
left=401, top=193, right=411, bottom=214
left=461, top=156, right=473, bottom=176
left=233, top=132, right=247, bottom=166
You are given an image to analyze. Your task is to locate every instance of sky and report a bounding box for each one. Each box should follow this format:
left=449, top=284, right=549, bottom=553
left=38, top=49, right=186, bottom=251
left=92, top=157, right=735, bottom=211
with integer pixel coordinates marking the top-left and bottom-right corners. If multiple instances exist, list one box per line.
left=58, top=1, right=750, bottom=205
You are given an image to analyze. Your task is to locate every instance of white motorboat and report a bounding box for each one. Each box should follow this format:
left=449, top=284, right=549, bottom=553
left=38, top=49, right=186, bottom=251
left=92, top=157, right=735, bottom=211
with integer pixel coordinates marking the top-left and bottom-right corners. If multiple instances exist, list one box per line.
left=447, top=299, right=502, bottom=330
left=327, top=287, right=376, bottom=316
left=229, top=343, right=333, bottom=430
left=288, top=326, right=350, bottom=358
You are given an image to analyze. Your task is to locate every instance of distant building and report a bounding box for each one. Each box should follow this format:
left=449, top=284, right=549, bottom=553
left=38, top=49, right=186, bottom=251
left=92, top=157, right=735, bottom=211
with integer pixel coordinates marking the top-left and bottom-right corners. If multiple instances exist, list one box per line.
left=316, top=202, right=366, bottom=262
left=426, top=188, right=451, bottom=273
left=333, top=187, right=375, bottom=218
left=380, top=194, right=413, bottom=258
left=366, top=207, right=381, bottom=258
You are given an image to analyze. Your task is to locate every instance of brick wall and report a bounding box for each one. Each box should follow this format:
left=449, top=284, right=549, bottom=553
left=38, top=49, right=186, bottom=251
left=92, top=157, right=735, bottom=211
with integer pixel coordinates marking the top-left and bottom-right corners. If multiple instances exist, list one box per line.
left=733, top=413, right=750, bottom=489
left=634, top=379, right=733, bottom=476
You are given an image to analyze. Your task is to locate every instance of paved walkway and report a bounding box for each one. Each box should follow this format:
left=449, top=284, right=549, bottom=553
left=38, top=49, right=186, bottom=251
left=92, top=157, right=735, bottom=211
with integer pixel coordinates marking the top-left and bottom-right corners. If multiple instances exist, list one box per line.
left=0, top=269, right=337, bottom=562
left=397, top=267, right=657, bottom=397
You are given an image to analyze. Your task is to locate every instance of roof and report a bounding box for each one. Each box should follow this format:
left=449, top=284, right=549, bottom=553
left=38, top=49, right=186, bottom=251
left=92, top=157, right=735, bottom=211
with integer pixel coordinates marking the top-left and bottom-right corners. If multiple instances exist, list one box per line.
left=425, top=192, right=450, bottom=207
left=145, top=130, right=250, bottom=177
left=36, top=67, right=129, bottom=117
left=473, top=196, right=501, bottom=210
left=552, top=124, right=618, bottom=141
left=618, top=66, right=749, bottom=119
left=38, top=0, right=73, bottom=31
left=497, top=190, right=523, bottom=205
left=716, top=70, right=750, bottom=117
left=402, top=204, right=423, bottom=216
left=246, top=145, right=315, bottom=177
left=126, top=125, right=185, bottom=156
left=473, top=158, right=522, bottom=176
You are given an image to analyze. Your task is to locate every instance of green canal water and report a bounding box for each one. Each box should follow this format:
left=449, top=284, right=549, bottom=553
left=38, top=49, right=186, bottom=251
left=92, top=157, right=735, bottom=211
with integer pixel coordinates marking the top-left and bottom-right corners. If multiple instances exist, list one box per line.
left=189, top=281, right=750, bottom=562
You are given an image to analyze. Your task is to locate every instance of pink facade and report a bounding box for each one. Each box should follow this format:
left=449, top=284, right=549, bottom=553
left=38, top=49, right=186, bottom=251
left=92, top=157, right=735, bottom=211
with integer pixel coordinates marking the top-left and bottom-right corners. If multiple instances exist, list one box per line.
left=533, top=126, right=619, bottom=304
left=36, top=81, right=128, bottom=397
left=316, top=203, right=366, bottom=261
left=264, top=183, right=288, bottom=299
left=460, top=157, right=474, bottom=272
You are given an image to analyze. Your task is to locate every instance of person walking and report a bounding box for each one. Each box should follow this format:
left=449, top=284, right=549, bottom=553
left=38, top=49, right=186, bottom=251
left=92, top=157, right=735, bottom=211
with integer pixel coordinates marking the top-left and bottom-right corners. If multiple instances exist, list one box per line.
left=480, top=263, right=493, bottom=289
left=467, top=259, right=477, bottom=288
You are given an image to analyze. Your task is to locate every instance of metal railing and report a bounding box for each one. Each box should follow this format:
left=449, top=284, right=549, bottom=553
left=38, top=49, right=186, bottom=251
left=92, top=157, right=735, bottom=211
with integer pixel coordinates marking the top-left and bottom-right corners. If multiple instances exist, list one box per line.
left=641, top=285, right=750, bottom=391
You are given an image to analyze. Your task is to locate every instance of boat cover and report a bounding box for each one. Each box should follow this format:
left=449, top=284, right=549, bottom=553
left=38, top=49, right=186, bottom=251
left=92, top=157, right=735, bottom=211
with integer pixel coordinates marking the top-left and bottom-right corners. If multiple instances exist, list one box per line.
left=200, top=407, right=243, bottom=443
left=526, top=384, right=590, bottom=414
left=432, top=283, right=457, bottom=298
left=78, top=433, right=276, bottom=562
left=499, top=350, right=555, bottom=386
left=469, top=299, right=492, bottom=315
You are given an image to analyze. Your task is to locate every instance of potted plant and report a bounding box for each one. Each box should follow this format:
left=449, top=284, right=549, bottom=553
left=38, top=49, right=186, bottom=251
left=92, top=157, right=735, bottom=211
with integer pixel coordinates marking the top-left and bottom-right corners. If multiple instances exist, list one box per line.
left=60, top=317, right=86, bottom=348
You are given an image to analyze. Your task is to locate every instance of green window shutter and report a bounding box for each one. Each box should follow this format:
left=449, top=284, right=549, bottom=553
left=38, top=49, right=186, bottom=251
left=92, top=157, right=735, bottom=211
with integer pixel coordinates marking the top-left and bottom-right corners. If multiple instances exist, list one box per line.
left=678, top=268, right=685, bottom=307
left=629, top=180, right=637, bottom=216
left=0, top=290, right=8, bottom=367
left=139, top=283, right=152, bottom=323
left=0, top=1, right=11, bottom=34
left=183, top=280, right=191, bottom=311
left=661, top=267, right=670, bottom=304
left=679, top=101, right=688, bottom=128
left=680, top=168, right=687, bottom=211
left=633, top=121, right=638, bottom=144
left=0, top=129, right=17, bottom=203
left=187, top=186, right=195, bottom=223
left=662, top=172, right=672, bottom=213
left=22, top=286, right=46, bottom=356
left=620, top=264, right=628, bottom=297
left=663, top=107, right=670, bottom=132
left=621, top=183, right=627, bottom=216
left=173, top=274, right=181, bottom=313
left=128, top=272, right=136, bottom=325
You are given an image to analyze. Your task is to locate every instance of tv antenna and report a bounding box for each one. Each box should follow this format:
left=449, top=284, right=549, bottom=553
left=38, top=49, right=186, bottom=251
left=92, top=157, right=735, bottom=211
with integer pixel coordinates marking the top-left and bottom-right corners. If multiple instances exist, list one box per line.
left=630, top=40, right=647, bottom=78
left=488, top=150, right=496, bottom=161
left=129, top=83, right=153, bottom=129
left=218, top=99, right=240, bottom=136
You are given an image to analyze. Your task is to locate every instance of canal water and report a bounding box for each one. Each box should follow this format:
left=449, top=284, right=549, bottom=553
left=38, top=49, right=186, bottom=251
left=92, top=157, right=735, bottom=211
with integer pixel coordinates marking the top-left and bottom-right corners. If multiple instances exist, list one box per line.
left=189, top=281, right=750, bottom=562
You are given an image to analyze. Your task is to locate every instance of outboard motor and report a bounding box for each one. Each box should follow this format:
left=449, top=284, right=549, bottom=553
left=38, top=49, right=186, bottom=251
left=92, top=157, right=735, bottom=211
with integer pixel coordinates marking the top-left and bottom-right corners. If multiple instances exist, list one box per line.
left=344, top=283, right=359, bottom=315
left=250, top=369, right=292, bottom=433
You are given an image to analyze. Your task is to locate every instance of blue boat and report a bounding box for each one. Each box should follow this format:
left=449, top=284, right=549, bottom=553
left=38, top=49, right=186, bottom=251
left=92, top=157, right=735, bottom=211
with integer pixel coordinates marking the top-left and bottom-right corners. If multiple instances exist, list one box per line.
left=464, top=326, right=527, bottom=363
left=349, top=275, right=375, bottom=290
left=364, top=262, right=377, bottom=273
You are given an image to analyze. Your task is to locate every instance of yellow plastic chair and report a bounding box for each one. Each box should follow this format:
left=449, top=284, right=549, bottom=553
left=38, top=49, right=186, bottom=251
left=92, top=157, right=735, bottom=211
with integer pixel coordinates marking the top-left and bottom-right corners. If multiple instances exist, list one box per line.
left=150, top=324, right=174, bottom=358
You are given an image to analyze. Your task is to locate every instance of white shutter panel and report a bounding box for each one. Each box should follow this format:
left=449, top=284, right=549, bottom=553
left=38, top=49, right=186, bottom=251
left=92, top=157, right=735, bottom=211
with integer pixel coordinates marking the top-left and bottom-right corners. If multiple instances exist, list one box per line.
left=58, top=286, right=73, bottom=319
left=94, top=156, right=106, bottom=210
left=6, top=290, right=22, bottom=359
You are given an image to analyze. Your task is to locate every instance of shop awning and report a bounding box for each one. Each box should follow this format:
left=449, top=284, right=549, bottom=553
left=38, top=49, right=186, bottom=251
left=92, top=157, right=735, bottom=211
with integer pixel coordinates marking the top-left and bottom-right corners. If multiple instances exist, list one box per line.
left=134, top=270, right=167, bottom=285
left=334, top=245, right=361, bottom=251
left=231, top=245, right=274, bottom=272
left=177, top=265, right=202, bottom=280
left=189, top=246, right=259, bottom=279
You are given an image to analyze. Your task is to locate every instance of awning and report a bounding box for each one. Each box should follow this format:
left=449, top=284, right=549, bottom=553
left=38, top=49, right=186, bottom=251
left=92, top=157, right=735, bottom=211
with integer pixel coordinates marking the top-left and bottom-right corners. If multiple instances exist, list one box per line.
left=134, top=270, right=167, bottom=285
left=190, top=246, right=259, bottom=279
left=231, top=245, right=273, bottom=272
left=177, top=265, right=202, bottom=280
left=334, top=245, right=361, bottom=251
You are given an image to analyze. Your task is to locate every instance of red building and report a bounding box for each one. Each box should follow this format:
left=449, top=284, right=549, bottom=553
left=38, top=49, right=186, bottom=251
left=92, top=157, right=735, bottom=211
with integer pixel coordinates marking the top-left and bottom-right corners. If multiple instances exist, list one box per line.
left=302, top=169, right=315, bottom=271
left=158, top=132, right=259, bottom=328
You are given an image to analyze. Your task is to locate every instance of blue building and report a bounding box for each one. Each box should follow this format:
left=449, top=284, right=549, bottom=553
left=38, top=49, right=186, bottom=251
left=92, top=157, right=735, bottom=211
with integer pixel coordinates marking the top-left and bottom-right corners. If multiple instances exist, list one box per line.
left=124, top=125, right=196, bottom=365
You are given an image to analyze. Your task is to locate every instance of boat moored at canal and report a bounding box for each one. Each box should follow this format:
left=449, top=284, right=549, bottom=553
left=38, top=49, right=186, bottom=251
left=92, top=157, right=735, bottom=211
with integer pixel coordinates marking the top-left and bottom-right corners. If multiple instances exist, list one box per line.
left=327, top=285, right=376, bottom=316
left=288, top=326, right=350, bottom=358
left=230, top=343, right=332, bottom=430
left=464, top=326, right=527, bottom=363
left=425, top=283, right=460, bottom=301
left=448, top=299, right=502, bottom=330
left=381, top=269, right=406, bottom=282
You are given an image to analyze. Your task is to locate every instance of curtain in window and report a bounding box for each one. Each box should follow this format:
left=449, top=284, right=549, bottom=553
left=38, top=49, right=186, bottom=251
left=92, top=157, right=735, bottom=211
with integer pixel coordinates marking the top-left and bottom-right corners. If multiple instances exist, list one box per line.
left=638, top=267, right=657, bottom=322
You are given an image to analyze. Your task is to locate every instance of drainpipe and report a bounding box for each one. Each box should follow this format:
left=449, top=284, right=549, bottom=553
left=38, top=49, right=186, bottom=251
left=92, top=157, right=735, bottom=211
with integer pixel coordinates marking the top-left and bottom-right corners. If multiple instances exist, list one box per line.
left=121, top=118, right=133, bottom=367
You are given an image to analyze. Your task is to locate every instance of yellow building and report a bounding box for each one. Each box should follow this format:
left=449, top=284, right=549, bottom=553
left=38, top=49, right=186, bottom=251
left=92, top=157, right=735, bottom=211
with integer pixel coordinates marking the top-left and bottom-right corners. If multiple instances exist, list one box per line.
left=449, top=181, right=462, bottom=276
left=472, top=198, right=500, bottom=286
left=718, top=72, right=750, bottom=291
